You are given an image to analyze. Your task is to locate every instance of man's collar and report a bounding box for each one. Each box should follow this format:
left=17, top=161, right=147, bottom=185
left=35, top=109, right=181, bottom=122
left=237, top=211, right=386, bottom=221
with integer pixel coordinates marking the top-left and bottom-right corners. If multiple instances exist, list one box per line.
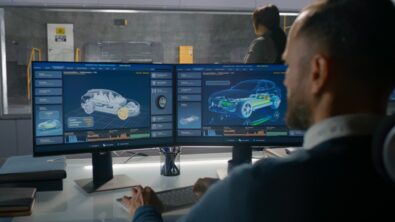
left=303, top=114, right=383, bottom=149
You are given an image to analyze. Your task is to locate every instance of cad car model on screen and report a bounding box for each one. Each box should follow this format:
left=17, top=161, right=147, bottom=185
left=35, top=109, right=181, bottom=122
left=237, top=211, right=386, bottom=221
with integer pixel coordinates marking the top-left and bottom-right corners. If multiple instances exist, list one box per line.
left=38, top=119, right=61, bottom=131
left=81, top=89, right=140, bottom=120
left=208, top=79, right=281, bottom=119
left=180, top=115, right=199, bottom=125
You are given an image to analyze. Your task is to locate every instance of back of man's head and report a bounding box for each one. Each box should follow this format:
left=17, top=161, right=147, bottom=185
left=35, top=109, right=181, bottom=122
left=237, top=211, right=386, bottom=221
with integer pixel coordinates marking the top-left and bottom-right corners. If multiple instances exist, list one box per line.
left=297, top=0, right=395, bottom=96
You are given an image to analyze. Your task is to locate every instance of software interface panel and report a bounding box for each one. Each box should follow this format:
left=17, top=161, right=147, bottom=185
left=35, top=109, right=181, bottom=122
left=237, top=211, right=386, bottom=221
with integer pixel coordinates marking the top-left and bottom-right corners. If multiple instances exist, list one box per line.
left=176, top=64, right=304, bottom=145
left=32, top=62, right=174, bottom=154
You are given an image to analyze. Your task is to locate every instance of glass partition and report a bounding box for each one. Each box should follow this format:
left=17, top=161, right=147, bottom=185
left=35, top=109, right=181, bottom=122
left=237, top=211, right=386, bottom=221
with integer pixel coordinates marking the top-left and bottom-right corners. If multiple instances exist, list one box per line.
left=0, top=7, right=296, bottom=118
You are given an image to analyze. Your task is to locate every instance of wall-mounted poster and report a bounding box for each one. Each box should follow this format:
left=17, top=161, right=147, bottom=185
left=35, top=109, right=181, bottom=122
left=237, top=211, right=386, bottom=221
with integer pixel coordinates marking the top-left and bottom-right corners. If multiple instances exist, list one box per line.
left=47, top=24, right=74, bottom=61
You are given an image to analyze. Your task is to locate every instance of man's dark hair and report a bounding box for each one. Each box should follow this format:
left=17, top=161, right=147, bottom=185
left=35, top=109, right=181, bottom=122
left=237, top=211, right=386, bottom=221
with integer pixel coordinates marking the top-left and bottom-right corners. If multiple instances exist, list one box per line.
left=253, top=4, right=280, bottom=30
left=298, top=0, right=395, bottom=93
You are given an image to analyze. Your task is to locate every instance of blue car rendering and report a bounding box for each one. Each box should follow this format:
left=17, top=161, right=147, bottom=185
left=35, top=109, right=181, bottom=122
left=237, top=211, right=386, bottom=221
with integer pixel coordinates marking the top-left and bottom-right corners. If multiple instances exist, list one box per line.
left=208, top=79, right=281, bottom=119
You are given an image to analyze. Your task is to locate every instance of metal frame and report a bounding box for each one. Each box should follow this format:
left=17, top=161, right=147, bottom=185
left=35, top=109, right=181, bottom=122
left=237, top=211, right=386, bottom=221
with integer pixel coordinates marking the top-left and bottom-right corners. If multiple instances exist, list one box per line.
left=0, top=8, right=8, bottom=118
left=0, top=8, right=30, bottom=119
left=43, top=8, right=298, bottom=16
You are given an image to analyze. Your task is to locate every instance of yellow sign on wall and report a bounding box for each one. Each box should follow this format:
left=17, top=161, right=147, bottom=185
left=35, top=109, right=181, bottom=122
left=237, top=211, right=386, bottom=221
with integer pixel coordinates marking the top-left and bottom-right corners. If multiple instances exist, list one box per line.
left=179, top=45, right=193, bottom=64
left=56, top=27, right=65, bottom=35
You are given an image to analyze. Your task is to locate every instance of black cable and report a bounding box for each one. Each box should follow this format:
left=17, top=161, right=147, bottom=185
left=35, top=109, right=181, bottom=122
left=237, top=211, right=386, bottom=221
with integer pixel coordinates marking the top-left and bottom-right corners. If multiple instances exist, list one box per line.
left=123, top=151, right=148, bottom=164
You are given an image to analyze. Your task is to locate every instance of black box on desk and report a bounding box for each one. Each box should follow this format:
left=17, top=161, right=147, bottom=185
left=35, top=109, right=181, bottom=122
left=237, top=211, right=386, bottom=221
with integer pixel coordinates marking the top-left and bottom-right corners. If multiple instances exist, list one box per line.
left=0, top=155, right=67, bottom=191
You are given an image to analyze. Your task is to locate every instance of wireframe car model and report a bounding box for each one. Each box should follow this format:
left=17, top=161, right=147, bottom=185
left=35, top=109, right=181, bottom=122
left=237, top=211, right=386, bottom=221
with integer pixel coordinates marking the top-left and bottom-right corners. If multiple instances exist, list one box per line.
left=81, top=89, right=140, bottom=120
left=38, top=119, right=61, bottom=131
left=208, top=79, right=281, bottom=119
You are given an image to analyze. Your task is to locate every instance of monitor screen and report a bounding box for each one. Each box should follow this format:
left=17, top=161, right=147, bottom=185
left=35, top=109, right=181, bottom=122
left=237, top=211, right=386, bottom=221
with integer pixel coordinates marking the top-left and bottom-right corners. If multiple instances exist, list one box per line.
left=175, top=64, right=304, bottom=146
left=32, top=62, right=174, bottom=156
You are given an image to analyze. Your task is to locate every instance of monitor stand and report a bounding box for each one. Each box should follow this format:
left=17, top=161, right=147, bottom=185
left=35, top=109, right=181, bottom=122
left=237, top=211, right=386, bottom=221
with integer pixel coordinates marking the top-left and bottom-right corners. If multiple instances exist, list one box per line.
left=75, top=151, right=139, bottom=193
left=227, top=144, right=252, bottom=173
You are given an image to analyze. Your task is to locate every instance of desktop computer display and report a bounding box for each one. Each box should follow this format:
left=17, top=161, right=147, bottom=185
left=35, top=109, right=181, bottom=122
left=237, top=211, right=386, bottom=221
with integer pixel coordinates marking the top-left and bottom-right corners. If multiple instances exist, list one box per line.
left=31, top=62, right=303, bottom=192
left=32, top=62, right=174, bottom=156
left=175, top=64, right=303, bottom=170
left=32, top=62, right=174, bottom=192
left=175, top=64, right=304, bottom=146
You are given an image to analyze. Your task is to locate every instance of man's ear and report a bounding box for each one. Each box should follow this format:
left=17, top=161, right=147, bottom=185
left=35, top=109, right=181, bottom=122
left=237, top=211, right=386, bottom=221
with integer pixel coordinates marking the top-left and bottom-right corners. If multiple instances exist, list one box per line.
left=309, top=54, right=330, bottom=95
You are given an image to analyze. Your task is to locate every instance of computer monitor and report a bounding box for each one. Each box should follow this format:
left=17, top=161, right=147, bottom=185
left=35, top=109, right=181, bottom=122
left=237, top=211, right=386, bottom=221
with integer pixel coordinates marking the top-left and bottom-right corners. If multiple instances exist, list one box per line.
left=32, top=62, right=174, bottom=193
left=175, top=64, right=303, bottom=169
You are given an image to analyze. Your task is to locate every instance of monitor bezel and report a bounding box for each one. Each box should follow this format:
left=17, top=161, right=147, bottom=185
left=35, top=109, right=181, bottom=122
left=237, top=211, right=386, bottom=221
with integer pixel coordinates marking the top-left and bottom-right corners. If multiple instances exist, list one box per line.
left=32, top=61, right=176, bottom=157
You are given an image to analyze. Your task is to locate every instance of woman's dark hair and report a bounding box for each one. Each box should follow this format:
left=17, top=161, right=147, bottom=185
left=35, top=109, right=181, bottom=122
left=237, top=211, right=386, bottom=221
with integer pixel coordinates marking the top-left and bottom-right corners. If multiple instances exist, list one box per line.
left=253, top=4, right=286, bottom=63
left=270, top=28, right=287, bottom=63
left=253, top=4, right=280, bottom=30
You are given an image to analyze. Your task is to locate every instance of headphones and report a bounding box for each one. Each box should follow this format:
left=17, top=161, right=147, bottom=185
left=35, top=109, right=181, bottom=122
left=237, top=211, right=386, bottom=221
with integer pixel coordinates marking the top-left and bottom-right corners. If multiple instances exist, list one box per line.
left=372, top=115, right=395, bottom=183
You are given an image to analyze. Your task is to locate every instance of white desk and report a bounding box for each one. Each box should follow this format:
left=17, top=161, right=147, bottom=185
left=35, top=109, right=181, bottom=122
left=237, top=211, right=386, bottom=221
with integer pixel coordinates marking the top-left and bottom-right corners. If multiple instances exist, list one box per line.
left=1, top=152, right=240, bottom=222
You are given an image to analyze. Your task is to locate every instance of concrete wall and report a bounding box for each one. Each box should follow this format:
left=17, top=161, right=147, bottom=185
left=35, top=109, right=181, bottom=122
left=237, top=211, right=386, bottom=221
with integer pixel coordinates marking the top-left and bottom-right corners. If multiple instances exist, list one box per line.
left=4, top=8, right=263, bottom=65
left=0, top=119, right=32, bottom=157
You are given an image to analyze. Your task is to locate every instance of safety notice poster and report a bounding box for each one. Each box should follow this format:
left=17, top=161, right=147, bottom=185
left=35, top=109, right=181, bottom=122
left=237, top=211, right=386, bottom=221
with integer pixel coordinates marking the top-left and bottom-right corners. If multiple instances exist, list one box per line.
left=47, top=24, right=74, bottom=61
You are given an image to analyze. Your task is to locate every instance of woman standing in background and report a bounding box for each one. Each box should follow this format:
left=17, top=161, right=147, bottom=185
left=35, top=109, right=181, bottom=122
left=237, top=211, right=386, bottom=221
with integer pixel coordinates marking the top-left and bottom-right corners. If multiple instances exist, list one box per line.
left=244, top=4, right=286, bottom=64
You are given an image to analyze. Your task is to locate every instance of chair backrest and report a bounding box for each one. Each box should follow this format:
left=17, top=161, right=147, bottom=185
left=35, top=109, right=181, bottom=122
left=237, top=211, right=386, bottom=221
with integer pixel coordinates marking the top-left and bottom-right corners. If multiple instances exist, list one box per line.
left=372, top=115, right=395, bottom=183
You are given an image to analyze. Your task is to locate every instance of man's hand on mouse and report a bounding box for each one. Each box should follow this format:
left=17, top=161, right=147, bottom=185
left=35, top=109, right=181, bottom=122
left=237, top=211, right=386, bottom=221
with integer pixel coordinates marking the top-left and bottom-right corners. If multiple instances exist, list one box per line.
left=122, top=185, right=164, bottom=216
left=193, top=177, right=220, bottom=199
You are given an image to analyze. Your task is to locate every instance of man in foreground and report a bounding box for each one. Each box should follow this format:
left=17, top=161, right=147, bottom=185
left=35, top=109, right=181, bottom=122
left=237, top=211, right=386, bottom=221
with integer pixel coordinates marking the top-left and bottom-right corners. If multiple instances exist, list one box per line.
left=124, top=0, right=395, bottom=221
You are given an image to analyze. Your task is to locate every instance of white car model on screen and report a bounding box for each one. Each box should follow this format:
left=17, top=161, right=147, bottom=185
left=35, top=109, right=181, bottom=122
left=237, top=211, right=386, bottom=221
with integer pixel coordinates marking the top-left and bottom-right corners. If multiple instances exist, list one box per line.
left=38, top=119, right=61, bottom=131
left=180, top=115, right=199, bottom=125
left=81, top=89, right=140, bottom=120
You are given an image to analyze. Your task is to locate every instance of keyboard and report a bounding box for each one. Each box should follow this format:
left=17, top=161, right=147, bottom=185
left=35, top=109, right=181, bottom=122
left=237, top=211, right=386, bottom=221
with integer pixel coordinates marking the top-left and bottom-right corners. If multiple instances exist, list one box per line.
left=116, top=185, right=198, bottom=212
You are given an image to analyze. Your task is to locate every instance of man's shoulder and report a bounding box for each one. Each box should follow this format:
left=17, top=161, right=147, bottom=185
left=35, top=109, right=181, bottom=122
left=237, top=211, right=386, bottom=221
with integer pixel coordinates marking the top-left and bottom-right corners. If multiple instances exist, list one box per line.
left=308, top=135, right=373, bottom=158
left=318, top=135, right=372, bottom=146
left=225, top=150, right=312, bottom=186
left=258, top=136, right=373, bottom=176
left=252, top=150, right=311, bottom=175
left=226, top=136, right=373, bottom=185
left=249, top=136, right=372, bottom=177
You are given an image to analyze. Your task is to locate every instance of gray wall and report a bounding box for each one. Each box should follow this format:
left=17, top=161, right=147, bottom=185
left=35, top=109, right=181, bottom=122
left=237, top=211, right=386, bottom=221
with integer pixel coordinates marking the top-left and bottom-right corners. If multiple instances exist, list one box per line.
left=5, top=8, right=257, bottom=65
left=0, top=119, right=32, bottom=157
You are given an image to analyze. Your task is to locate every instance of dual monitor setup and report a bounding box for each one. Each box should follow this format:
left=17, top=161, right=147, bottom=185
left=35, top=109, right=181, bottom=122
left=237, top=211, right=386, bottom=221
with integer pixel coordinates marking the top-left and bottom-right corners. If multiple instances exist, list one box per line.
left=31, top=62, right=304, bottom=193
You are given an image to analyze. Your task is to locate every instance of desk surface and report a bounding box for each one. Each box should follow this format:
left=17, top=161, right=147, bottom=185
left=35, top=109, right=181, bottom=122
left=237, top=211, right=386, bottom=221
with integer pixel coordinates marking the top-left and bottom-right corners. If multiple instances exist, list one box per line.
left=3, top=152, right=254, bottom=222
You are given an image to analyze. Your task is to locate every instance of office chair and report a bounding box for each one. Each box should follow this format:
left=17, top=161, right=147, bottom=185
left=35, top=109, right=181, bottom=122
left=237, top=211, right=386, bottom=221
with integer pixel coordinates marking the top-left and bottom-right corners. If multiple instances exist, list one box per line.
left=372, top=115, right=395, bottom=184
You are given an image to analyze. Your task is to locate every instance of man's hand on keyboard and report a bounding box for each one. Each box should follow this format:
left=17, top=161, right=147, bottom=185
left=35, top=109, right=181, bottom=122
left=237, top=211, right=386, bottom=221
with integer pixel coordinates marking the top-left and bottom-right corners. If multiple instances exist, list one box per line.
left=122, top=186, right=164, bottom=215
left=193, top=177, right=219, bottom=199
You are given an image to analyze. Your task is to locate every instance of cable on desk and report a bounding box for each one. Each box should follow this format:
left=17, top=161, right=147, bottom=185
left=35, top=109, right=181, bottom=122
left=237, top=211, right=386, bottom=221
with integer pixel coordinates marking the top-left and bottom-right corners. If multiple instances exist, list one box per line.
left=123, top=151, right=149, bottom=164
